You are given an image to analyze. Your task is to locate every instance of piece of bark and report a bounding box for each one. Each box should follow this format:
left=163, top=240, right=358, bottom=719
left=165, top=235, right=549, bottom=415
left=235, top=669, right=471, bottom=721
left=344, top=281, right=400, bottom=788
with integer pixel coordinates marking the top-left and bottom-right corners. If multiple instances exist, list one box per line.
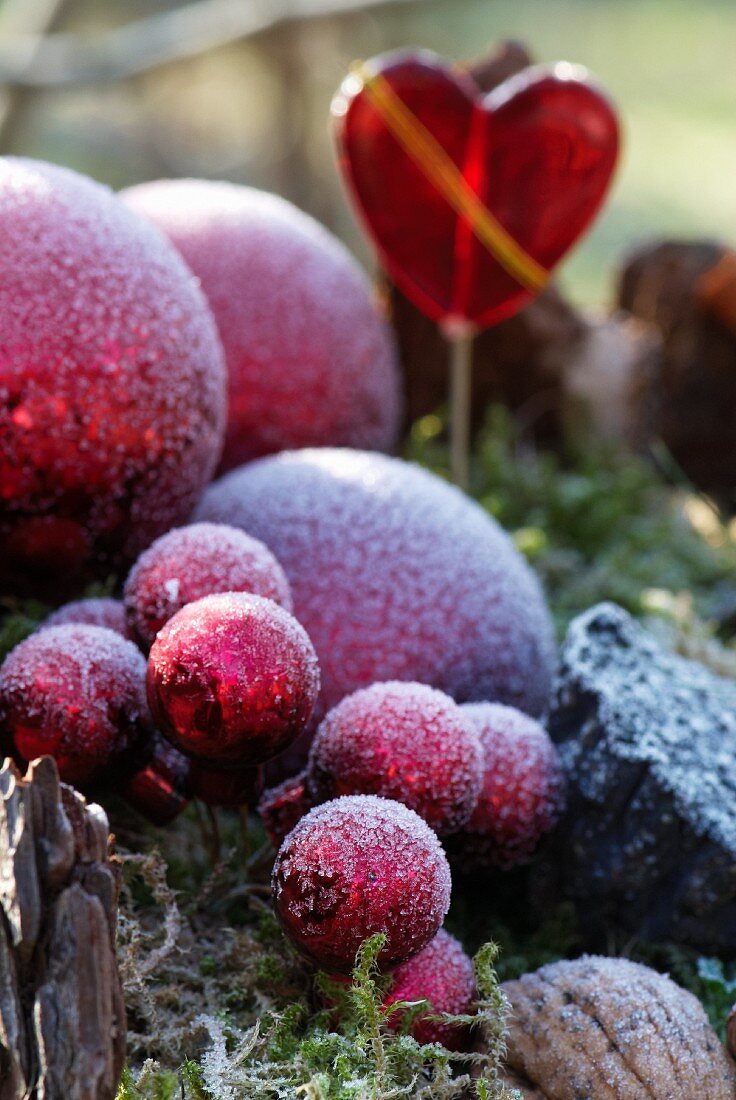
left=502, top=956, right=736, bottom=1099
left=618, top=239, right=736, bottom=502
left=0, top=756, right=125, bottom=1100
left=535, top=603, right=736, bottom=955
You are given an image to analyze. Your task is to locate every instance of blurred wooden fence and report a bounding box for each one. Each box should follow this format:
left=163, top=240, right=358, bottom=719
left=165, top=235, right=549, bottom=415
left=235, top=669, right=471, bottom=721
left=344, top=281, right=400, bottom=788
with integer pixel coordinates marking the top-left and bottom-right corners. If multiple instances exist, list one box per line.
left=0, top=0, right=434, bottom=242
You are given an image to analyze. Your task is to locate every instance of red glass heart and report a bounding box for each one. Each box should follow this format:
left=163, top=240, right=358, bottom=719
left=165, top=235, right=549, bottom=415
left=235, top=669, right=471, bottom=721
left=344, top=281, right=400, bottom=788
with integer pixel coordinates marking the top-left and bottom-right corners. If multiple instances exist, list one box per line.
left=333, top=50, right=620, bottom=331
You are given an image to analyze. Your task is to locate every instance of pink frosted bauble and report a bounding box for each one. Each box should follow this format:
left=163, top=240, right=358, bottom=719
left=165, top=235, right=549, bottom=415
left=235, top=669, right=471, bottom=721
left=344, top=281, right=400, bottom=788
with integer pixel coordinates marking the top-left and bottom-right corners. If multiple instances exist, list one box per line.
left=41, top=597, right=132, bottom=640
left=121, top=179, right=401, bottom=470
left=0, top=158, right=226, bottom=594
left=449, top=702, right=567, bottom=870
left=385, top=928, right=476, bottom=1049
left=146, top=592, right=320, bottom=767
left=0, top=624, right=152, bottom=788
left=272, top=794, right=451, bottom=974
left=307, top=681, right=483, bottom=835
left=196, top=449, right=556, bottom=731
left=124, top=521, right=292, bottom=649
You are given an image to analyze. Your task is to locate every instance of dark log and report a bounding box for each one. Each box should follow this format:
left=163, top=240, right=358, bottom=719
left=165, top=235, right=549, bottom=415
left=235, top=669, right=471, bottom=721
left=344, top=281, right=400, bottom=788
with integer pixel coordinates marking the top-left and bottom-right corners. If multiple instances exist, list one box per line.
left=0, top=757, right=125, bottom=1100
left=618, top=239, right=736, bottom=502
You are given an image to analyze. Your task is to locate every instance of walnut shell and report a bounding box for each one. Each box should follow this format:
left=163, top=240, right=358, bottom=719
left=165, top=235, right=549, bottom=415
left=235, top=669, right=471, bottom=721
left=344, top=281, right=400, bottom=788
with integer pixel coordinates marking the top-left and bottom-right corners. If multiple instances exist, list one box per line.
left=501, top=956, right=736, bottom=1099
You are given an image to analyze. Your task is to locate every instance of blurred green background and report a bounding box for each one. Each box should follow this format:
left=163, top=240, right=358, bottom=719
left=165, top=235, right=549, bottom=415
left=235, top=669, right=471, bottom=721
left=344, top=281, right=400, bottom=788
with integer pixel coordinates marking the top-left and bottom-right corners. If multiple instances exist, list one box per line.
left=2, top=0, right=735, bottom=306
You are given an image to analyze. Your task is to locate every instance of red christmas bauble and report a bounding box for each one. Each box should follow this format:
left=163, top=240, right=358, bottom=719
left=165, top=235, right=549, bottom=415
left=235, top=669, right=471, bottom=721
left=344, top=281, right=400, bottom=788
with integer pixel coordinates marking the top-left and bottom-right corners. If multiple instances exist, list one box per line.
left=41, top=597, right=133, bottom=640
left=196, top=450, right=555, bottom=734
left=333, top=51, right=619, bottom=329
left=258, top=772, right=315, bottom=847
left=188, top=759, right=264, bottom=808
left=147, top=592, right=320, bottom=767
left=449, top=702, right=566, bottom=870
left=120, top=733, right=191, bottom=826
left=384, top=927, right=476, bottom=1049
left=272, top=794, right=451, bottom=974
left=0, top=624, right=152, bottom=788
left=124, top=522, right=292, bottom=649
left=122, top=179, right=402, bottom=470
left=307, top=681, right=483, bottom=835
left=0, top=158, right=226, bottom=593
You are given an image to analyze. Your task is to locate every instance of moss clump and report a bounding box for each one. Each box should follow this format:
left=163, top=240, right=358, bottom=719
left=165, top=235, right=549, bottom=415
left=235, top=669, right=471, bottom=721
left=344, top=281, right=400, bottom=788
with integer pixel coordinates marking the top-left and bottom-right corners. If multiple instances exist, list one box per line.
left=408, top=407, right=736, bottom=637
left=117, top=862, right=520, bottom=1100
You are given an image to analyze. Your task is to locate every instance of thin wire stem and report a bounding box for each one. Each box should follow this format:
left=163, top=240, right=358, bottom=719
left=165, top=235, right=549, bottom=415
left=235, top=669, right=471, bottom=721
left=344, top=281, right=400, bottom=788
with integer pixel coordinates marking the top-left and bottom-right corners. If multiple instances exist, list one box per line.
left=448, top=329, right=474, bottom=491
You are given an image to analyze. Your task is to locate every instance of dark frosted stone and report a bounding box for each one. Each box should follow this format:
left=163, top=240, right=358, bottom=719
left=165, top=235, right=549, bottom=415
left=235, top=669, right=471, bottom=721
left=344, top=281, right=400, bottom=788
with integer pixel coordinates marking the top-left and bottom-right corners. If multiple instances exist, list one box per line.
left=538, top=602, right=736, bottom=955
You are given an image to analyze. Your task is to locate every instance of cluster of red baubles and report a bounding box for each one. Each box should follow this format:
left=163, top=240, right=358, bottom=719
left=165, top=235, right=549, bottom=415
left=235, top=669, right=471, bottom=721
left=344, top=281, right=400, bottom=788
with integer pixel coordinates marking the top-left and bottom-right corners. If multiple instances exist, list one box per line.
left=0, top=150, right=570, bottom=1047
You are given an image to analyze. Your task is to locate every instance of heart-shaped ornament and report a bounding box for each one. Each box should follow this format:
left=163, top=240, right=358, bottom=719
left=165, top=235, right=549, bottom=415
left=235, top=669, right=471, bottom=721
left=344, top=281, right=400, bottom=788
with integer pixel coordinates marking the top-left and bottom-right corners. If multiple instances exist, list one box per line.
left=333, top=50, right=620, bottom=332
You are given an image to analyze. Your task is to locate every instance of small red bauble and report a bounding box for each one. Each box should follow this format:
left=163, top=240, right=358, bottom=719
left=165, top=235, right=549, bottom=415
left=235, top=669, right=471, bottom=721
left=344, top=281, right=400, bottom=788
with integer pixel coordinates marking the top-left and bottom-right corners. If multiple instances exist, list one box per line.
left=41, top=597, right=133, bottom=640
left=0, top=624, right=152, bottom=788
left=0, top=158, right=226, bottom=592
left=188, top=759, right=264, bottom=808
left=333, top=51, right=619, bottom=329
left=124, top=522, right=293, bottom=649
left=258, top=772, right=315, bottom=847
left=196, top=450, right=555, bottom=729
left=147, top=592, right=320, bottom=767
left=120, top=733, right=191, bottom=826
left=307, top=681, right=483, bottom=835
left=450, top=703, right=566, bottom=870
left=122, top=179, right=401, bottom=471
left=272, top=794, right=451, bottom=974
left=385, top=928, right=476, bottom=1049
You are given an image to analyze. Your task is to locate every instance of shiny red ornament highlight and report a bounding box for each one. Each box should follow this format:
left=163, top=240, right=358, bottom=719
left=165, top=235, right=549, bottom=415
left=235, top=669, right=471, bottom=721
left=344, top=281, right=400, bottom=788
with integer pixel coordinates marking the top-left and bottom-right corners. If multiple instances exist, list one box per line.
left=121, top=733, right=191, bottom=826
left=0, top=624, right=152, bottom=789
left=258, top=772, right=315, bottom=847
left=146, top=592, right=320, bottom=768
left=306, top=681, right=483, bottom=835
left=272, top=794, right=451, bottom=974
left=333, top=51, right=619, bottom=330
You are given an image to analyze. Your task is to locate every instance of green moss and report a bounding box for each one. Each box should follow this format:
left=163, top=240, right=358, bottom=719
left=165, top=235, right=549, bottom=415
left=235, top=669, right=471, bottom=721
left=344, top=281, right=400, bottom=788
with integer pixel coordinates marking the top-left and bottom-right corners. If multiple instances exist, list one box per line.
left=408, top=406, right=736, bottom=637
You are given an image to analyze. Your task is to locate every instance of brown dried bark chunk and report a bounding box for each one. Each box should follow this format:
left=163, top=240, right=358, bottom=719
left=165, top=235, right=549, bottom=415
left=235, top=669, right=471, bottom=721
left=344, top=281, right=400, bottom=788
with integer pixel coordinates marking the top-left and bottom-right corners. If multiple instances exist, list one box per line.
left=0, top=757, right=125, bottom=1100
left=502, top=956, right=736, bottom=1100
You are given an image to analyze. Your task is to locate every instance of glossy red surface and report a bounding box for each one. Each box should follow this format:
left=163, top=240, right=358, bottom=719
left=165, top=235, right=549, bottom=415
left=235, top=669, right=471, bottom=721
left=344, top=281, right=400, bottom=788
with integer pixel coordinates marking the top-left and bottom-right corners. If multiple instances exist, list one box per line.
left=258, top=772, right=314, bottom=847
left=188, top=760, right=264, bottom=808
left=333, top=51, right=619, bottom=330
left=272, top=795, right=451, bottom=974
left=121, top=734, right=191, bottom=825
left=146, top=592, right=320, bottom=768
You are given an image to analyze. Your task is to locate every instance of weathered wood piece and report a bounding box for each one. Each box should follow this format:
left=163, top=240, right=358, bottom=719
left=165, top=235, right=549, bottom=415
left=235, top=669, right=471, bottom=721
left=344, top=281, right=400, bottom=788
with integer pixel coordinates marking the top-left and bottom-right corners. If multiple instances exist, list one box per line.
left=0, top=757, right=125, bottom=1100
